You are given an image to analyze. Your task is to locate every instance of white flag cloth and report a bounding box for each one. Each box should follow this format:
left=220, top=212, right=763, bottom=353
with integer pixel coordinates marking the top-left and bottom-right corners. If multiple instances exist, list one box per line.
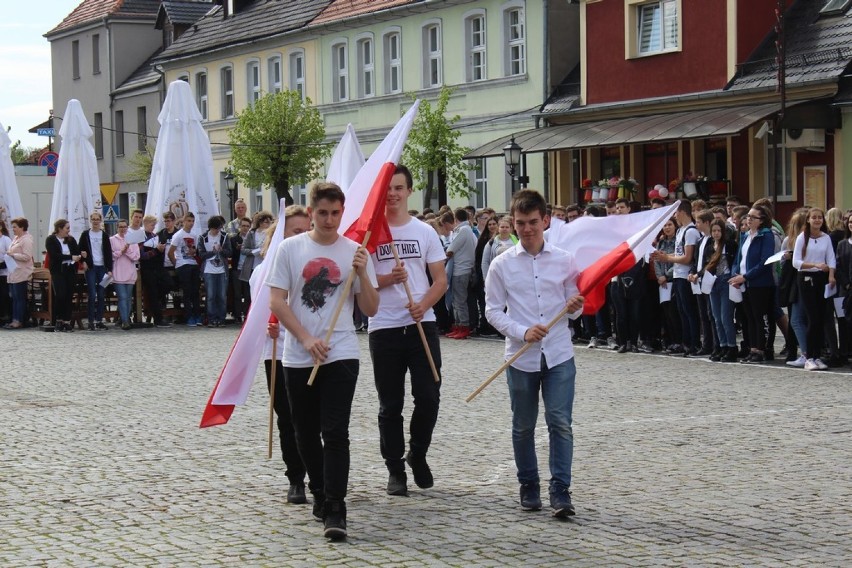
left=144, top=80, right=219, bottom=234
left=547, top=202, right=679, bottom=272
left=50, top=100, right=102, bottom=240
left=0, top=121, right=25, bottom=225
left=326, top=123, right=365, bottom=195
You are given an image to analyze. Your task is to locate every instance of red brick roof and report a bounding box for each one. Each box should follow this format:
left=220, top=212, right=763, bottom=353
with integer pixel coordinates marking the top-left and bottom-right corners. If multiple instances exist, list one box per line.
left=312, top=0, right=420, bottom=25
left=47, top=0, right=163, bottom=36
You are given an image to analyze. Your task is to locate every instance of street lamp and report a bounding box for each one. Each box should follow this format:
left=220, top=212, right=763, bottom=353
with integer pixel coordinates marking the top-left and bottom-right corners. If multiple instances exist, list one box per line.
left=224, top=171, right=237, bottom=215
left=503, top=136, right=528, bottom=194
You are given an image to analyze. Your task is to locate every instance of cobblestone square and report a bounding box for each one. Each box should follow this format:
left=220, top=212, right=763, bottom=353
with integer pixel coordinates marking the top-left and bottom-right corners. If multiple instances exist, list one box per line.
left=2, top=327, right=850, bottom=566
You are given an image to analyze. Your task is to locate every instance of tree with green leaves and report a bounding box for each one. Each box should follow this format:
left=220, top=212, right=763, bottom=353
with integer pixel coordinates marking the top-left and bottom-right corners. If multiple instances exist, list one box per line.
left=229, top=90, right=330, bottom=206
left=10, top=141, right=41, bottom=165
left=402, top=86, right=473, bottom=208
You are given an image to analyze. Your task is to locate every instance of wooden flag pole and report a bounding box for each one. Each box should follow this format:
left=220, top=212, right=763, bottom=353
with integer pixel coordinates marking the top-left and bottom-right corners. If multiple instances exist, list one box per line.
left=267, top=335, right=278, bottom=459
left=307, top=230, right=373, bottom=386
left=465, top=303, right=572, bottom=403
left=390, top=245, right=440, bottom=383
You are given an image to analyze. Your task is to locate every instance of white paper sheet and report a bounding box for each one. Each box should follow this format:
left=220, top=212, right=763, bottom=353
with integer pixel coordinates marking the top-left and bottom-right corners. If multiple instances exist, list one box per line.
left=700, top=272, right=717, bottom=294
left=764, top=250, right=787, bottom=265
left=824, top=282, right=837, bottom=299
left=690, top=280, right=701, bottom=295
left=729, top=284, right=744, bottom=303
left=834, top=297, right=845, bottom=318
left=99, top=273, right=113, bottom=288
left=659, top=284, right=672, bottom=303
left=3, top=254, right=17, bottom=272
left=142, top=236, right=159, bottom=248
left=125, top=228, right=147, bottom=245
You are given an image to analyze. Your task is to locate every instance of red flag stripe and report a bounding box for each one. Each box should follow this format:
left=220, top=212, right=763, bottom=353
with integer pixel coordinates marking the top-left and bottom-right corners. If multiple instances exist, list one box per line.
left=343, top=161, right=395, bottom=252
left=576, top=241, right=636, bottom=315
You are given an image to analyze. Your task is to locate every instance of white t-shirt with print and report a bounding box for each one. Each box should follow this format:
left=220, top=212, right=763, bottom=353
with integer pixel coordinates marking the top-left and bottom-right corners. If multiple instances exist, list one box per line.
left=171, top=228, right=199, bottom=268
left=673, top=224, right=700, bottom=280
left=203, top=232, right=227, bottom=275
left=89, top=230, right=105, bottom=266
left=369, top=217, right=446, bottom=331
left=265, top=233, right=378, bottom=368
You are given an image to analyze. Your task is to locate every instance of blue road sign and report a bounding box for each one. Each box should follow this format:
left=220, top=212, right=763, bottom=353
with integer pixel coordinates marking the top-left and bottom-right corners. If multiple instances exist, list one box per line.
left=37, top=128, right=55, bottom=137
left=103, top=205, right=120, bottom=222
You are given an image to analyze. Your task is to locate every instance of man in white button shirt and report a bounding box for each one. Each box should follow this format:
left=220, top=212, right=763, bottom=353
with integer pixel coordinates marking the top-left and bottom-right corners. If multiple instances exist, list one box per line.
left=485, top=189, right=584, bottom=518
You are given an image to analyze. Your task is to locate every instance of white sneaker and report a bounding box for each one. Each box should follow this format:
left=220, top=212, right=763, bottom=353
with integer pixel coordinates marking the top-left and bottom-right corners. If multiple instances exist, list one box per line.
left=587, top=337, right=598, bottom=348
left=804, top=359, right=819, bottom=371
left=606, top=336, right=618, bottom=350
left=815, top=358, right=829, bottom=370
left=786, top=355, right=807, bottom=368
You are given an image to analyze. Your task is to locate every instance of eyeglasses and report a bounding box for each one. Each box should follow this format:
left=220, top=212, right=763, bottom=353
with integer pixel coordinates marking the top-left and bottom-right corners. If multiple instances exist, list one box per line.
left=747, top=215, right=763, bottom=221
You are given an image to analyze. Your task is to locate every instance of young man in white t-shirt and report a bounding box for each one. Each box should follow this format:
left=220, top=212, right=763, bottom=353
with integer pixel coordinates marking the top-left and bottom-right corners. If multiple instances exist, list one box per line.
left=267, top=182, right=379, bottom=541
left=368, top=165, right=447, bottom=497
left=167, top=212, right=201, bottom=326
left=652, top=199, right=701, bottom=355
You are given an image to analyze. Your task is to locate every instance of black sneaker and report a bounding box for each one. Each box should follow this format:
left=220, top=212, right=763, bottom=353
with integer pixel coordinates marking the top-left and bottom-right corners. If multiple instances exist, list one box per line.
left=312, top=492, right=325, bottom=521
left=95, top=321, right=108, bottom=331
left=88, top=323, right=96, bottom=331
left=287, top=483, right=307, bottom=505
left=323, top=500, right=347, bottom=540
left=550, top=486, right=576, bottom=518
left=387, top=471, right=408, bottom=496
left=519, top=482, right=542, bottom=511
left=405, top=451, right=434, bottom=489
left=155, top=321, right=172, bottom=328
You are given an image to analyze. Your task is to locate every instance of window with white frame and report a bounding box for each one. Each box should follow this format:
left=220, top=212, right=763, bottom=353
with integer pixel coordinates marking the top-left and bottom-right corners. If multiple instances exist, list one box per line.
left=72, top=40, right=80, bottom=79
left=469, top=159, right=487, bottom=208
left=383, top=31, right=402, bottom=94
left=767, top=134, right=794, bottom=200
left=247, top=61, right=261, bottom=107
left=268, top=56, right=282, bottom=93
left=196, top=72, right=208, bottom=120
left=289, top=50, right=305, bottom=100
left=636, top=0, right=679, bottom=55
left=332, top=42, right=348, bottom=102
left=466, top=14, right=487, bottom=82
left=504, top=6, right=525, bottom=76
left=254, top=187, right=263, bottom=213
left=422, top=23, right=442, bottom=88
left=221, top=66, right=234, bottom=118
left=357, top=37, right=375, bottom=98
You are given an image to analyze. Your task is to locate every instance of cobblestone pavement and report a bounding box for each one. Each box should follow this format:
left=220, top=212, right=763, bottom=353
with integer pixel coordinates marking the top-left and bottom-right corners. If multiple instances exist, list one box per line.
left=2, top=326, right=850, bottom=567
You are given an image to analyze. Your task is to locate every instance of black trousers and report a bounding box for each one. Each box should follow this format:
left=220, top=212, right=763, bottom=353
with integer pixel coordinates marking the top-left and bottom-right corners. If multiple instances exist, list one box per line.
left=798, top=272, right=828, bottom=358
left=369, top=323, right=442, bottom=474
left=176, top=264, right=200, bottom=319
left=141, top=266, right=171, bottom=324
left=285, top=359, right=358, bottom=501
left=265, top=359, right=306, bottom=485
left=744, top=286, right=775, bottom=353
left=51, top=264, right=77, bottom=322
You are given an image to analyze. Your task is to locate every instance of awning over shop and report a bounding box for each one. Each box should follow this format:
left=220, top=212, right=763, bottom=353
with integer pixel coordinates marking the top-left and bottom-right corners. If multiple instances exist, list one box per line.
left=465, top=103, right=780, bottom=158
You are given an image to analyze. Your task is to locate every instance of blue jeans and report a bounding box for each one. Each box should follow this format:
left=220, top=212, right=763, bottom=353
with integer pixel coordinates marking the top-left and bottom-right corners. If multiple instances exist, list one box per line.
left=709, top=273, right=736, bottom=347
left=203, top=272, right=227, bottom=323
left=115, top=283, right=134, bottom=324
left=85, top=265, right=107, bottom=322
left=506, top=356, right=576, bottom=490
left=673, top=279, right=700, bottom=350
left=790, top=299, right=808, bottom=355
left=10, top=281, right=27, bottom=324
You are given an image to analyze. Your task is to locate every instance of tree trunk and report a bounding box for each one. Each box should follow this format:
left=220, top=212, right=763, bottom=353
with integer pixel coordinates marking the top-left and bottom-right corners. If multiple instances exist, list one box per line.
left=274, top=177, right=294, bottom=207
left=423, top=170, right=435, bottom=210
left=437, top=168, right=447, bottom=208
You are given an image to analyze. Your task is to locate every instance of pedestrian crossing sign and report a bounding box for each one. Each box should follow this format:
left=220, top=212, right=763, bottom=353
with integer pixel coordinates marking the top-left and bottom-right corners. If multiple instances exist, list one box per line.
left=103, top=205, right=120, bottom=222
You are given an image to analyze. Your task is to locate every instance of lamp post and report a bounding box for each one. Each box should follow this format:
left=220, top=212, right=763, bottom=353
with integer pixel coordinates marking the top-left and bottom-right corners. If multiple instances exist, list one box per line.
left=503, top=136, right=521, bottom=194
left=224, top=171, right=237, bottom=217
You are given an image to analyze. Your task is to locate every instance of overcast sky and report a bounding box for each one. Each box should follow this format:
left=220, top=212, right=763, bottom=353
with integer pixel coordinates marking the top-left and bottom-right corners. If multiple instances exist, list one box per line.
left=0, top=1, right=83, bottom=150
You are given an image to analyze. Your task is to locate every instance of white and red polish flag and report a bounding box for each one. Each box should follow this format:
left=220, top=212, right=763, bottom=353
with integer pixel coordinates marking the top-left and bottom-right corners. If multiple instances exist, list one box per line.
left=199, top=103, right=420, bottom=428
left=339, top=100, right=420, bottom=252
left=547, top=201, right=678, bottom=314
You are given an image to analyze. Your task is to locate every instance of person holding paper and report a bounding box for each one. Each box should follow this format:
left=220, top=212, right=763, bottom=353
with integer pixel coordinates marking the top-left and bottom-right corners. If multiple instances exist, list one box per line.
left=0, top=220, right=12, bottom=323
left=266, top=183, right=378, bottom=541
left=653, top=218, right=682, bottom=353
left=792, top=208, right=836, bottom=371
left=6, top=218, right=34, bottom=329
left=687, top=211, right=717, bottom=357
left=729, top=205, right=777, bottom=364
left=79, top=212, right=113, bottom=330
left=168, top=213, right=201, bottom=326
left=704, top=219, right=739, bottom=362
left=110, top=220, right=141, bottom=331
left=197, top=215, right=231, bottom=328
left=45, top=219, right=82, bottom=332
left=485, top=189, right=584, bottom=519
left=139, top=215, right=172, bottom=328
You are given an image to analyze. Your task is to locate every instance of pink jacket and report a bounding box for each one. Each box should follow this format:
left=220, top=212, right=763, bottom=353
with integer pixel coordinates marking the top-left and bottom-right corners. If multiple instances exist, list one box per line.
left=110, top=234, right=140, bottom=284
left=8, top=232, right=34, bottom=284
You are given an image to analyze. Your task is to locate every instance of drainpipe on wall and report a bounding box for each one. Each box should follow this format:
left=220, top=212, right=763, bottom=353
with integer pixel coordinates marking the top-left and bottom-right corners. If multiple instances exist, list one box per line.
left=106, top=19, right=115, bottom=185
left=542, top=0, right=549, bottom=202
